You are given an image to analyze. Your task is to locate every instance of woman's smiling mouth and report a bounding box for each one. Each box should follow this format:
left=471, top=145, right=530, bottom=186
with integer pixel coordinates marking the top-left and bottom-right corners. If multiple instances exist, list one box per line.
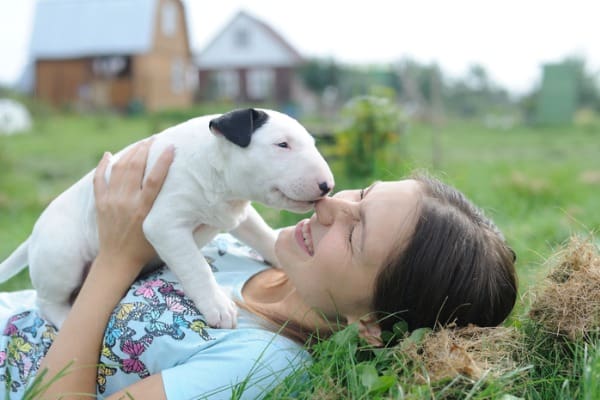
left=295, top=219, right=314, bottom=256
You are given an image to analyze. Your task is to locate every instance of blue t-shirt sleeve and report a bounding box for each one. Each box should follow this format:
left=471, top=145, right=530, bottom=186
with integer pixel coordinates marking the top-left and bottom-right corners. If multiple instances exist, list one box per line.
left=161, top=331, right=310, bottom=400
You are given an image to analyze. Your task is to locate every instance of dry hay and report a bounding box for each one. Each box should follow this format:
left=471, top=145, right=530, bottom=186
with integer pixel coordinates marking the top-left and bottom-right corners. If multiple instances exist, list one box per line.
left=529, top=236, right=600, bottom=341
left=310, top=376, right=348, bottom=400
left=397, top=325, right=523, bottom=383
left=579, top=170, right=600, bottom=186
left=508, top=171, right=550, bottom=195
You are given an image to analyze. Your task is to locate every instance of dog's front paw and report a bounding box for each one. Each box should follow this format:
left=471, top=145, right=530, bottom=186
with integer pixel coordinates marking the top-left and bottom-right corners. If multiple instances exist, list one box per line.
left=197, top=287, right=238, bottom=329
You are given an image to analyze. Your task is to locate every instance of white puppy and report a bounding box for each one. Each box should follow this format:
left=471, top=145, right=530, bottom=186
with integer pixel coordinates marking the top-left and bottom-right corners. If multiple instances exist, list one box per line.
left=0, top=108, right=334, bottom=329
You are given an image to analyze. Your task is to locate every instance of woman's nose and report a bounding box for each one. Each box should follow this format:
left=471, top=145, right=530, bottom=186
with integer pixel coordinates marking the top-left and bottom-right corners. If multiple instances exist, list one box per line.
left=314, top=196, right=352, bottom=226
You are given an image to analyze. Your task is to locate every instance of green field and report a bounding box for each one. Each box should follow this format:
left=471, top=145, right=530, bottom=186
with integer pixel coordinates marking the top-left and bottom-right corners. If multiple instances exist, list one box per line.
left=3, top=113, right=598, bottom=290
left=1, top=112, right=600, bottom=398
left=402, top=120, right=600, bottom=287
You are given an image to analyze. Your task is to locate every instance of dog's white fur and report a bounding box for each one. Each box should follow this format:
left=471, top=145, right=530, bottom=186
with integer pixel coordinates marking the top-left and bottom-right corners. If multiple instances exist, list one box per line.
left=0, top=108, right=334, bottom=329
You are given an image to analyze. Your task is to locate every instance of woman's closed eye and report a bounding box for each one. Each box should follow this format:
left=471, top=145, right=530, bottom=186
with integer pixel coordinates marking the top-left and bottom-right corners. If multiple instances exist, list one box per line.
left=347, top=188, right=366, bottom=246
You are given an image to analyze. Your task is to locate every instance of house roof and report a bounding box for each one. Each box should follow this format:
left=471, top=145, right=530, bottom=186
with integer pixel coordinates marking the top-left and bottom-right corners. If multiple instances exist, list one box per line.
left=196, top=10, right=303, bottom=69
left=30, top=0, right=159, bottom=59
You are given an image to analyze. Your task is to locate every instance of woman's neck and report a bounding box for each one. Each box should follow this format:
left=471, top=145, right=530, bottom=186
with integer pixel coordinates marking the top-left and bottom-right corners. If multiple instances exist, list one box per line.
left=242, top=268, right=337, bottom=332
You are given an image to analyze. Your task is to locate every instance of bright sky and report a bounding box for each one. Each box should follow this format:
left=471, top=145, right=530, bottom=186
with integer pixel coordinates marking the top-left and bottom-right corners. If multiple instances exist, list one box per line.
left=0, top=0, right=598, bottom=95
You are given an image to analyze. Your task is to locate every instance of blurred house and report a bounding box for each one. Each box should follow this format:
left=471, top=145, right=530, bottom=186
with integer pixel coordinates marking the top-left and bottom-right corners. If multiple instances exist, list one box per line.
left=195, top=10, right=307, bottom=107
left=28, top=0, right=194, bottom=112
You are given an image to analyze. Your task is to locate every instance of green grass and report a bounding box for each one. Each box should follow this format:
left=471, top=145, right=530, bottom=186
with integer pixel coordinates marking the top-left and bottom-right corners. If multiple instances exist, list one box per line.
left=402, top=121, right=600, bottom=290
left=1, top=111, right=600, bottom=398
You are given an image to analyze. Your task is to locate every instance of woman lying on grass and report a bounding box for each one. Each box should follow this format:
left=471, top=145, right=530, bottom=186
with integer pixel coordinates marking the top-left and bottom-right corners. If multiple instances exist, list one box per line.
left=0, top=140, right=517, bottom=399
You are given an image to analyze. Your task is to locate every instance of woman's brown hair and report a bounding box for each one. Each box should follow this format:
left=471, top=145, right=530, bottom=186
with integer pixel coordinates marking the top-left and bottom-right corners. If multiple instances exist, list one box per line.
left=241, top=174, right=517, bottom=346
left=373, top=174, right=518, bottom=337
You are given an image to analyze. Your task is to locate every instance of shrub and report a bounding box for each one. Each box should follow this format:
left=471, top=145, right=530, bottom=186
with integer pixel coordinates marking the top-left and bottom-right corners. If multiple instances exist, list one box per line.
left=336, top=94, right=405, bottom=178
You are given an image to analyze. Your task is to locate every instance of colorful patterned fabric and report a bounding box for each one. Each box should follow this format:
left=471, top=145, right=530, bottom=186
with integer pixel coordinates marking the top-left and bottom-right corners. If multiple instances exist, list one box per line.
left=0, top=234, right=310, bottom=399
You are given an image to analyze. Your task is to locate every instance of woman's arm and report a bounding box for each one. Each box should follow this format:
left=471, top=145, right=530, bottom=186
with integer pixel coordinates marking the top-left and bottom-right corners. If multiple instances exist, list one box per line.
left=37, top=139, right=174, bottom=399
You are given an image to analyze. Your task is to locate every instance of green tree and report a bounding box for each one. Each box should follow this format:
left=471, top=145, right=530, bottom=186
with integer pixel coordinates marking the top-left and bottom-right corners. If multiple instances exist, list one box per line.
left=297, top=58, right=340, bottom=93
left=336, top=94, right=404, bottom=178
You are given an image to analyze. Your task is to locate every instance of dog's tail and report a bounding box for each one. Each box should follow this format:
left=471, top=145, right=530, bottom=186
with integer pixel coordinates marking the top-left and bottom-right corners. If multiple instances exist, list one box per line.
left=0, top=238, right=29, bottom=282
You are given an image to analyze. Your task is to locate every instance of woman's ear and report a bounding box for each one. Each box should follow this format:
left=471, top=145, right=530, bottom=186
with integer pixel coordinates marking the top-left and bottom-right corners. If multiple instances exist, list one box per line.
left=348, top=314, right=383, bottom=347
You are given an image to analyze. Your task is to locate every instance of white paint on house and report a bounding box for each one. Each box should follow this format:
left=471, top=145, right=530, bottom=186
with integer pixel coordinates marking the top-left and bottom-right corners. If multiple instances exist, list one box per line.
left=196, top=11, right=302, bottom=69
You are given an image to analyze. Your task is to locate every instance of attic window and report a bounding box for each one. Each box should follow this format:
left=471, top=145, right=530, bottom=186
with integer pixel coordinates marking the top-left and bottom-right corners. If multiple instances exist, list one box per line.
left=161, top=2, right=177, bottom=37
left=92, top=56, right=130, bottom=78
left=234, top=29, right=249, bottom=48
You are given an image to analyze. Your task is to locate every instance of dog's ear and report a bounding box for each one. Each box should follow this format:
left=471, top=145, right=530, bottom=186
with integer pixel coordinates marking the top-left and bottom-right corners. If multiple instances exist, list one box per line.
left=209, top=108, right=269, bottom=148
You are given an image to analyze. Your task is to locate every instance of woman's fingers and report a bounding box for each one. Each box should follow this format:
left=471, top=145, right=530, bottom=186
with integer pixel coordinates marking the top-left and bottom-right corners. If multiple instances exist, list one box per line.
left=93, top=152, right=111, bottom=203
left=93, top=140, right=174, bottom=212
left=110, top=139, right=154, bottom=197
left=125, top=139, right=154, bottom=196
left=91, top=140, right=175, bottom=269
left=141, top=145, right=175, bottom=212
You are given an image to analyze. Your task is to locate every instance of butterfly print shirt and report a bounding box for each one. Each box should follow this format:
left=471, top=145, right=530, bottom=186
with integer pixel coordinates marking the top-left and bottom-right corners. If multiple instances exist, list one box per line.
left=0, top=234, right=310, bottom=399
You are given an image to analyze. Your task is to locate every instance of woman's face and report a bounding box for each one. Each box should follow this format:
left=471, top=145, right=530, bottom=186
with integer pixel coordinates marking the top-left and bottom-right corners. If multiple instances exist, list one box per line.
left=275, top=180, right=422, bottom=321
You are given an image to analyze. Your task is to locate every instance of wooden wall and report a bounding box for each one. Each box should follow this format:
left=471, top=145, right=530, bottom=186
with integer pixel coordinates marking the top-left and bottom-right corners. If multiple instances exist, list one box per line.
left=133, top=0, right=193, bottom=111
left=34, top=0, right=193, bottom=112
left=35, top=59, right=91, bottom=107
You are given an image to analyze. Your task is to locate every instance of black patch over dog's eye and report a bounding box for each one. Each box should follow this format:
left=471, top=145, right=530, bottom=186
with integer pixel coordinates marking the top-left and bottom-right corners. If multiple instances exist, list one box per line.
left=277, top=142, right=289, bottom=148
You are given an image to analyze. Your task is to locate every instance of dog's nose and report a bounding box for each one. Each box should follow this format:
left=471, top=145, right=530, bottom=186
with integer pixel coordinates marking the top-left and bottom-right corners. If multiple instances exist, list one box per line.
left=318, top=181, right=332, bottom=196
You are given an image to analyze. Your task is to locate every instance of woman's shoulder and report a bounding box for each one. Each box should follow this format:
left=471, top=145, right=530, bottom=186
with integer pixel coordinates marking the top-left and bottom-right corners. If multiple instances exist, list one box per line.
left=160, top=327, right=310, bottom=400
